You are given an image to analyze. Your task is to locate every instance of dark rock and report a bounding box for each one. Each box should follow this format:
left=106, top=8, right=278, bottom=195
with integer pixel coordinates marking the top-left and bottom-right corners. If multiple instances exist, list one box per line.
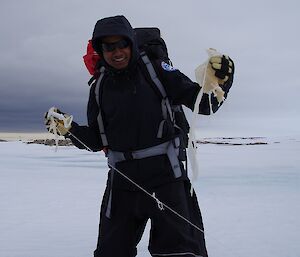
left=26, top=139, right=73, bottom=146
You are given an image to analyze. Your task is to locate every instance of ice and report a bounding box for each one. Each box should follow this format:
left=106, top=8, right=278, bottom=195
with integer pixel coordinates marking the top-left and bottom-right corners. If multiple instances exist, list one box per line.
left=0, top=136, right=299, bottom=257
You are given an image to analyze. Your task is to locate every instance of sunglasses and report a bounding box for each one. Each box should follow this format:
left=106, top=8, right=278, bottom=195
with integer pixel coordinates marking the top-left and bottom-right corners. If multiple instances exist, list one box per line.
left=101, top=39, right=130, bottom=52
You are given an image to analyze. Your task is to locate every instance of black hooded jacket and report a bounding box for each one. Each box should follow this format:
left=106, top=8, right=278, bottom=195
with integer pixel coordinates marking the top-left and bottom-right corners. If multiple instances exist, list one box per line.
left=69, top=15, right=234, bottom=189
left=92, top=15, right=139, bottom=73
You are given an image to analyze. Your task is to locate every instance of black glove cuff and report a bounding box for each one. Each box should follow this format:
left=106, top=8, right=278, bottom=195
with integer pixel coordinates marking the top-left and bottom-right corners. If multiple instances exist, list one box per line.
left=214, top=55, right=231, bottom=79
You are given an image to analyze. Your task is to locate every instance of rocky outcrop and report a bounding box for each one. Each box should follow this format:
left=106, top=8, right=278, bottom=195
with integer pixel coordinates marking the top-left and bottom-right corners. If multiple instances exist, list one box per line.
left=26, top=139, right=73, bottom=146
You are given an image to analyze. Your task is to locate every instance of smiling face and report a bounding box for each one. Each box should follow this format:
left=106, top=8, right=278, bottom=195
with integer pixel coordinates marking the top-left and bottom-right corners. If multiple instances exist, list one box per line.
left=101, top=35, right=131, bottom=70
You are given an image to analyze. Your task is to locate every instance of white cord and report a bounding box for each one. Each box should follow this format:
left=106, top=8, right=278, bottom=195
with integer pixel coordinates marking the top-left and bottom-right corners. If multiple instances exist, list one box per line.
left=57, top=125, right=242, bottom=256
left=66, top=130, right=93, bottom=152
left=66, top=130, right=203, bottom=232
left=107, top=162, right=204, bottom=233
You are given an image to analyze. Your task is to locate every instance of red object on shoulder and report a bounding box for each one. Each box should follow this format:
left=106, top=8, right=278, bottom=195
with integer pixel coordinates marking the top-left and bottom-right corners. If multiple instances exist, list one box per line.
left=83, top=40, right=101, bottom=75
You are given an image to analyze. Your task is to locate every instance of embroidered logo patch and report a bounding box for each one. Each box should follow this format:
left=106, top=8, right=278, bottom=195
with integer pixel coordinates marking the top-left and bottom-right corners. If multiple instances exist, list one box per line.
left=161, top=61, right=177, bottom=72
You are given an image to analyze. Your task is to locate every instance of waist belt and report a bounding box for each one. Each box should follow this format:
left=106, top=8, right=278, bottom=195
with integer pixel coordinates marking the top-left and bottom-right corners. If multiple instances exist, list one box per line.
left=105, top=138, right=182, bottom=218
left=107, top=137, right=182, bottom=178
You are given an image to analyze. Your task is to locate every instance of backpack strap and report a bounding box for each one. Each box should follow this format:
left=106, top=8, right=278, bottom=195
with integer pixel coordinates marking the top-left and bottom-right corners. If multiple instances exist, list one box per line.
left=140, top=51, right=174, bottom=138
left=94, top=66, right=109, bottom=146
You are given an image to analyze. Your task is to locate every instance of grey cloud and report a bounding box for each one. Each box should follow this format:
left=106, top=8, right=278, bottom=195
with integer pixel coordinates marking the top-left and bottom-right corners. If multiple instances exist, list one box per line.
left=1, top=0, right=300, bottom=132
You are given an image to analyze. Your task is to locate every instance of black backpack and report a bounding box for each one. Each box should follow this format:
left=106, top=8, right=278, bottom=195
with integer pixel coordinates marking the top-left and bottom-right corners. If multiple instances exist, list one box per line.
left=134, top=27, right=169, bottom=62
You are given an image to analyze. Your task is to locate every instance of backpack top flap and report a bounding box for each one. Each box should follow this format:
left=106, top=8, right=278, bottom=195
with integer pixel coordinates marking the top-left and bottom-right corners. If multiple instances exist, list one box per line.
left=134, top=27, right=169, bottom=61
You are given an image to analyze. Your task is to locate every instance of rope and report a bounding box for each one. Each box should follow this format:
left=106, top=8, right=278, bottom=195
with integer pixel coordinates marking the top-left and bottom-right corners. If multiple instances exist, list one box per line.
left=63, top=129, right=204, bottom=233
left=51, top=118, right=241, bottom=257
left=66, top=129, right=93, bottom=152
left=107, top=161, right=204, bottom=233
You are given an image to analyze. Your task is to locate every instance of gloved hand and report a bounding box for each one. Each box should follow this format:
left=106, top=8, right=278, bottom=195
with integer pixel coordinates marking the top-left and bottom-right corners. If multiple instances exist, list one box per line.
left=44, top=107, right=72, bottom=136
left=209, top=55, right=234, bottom=84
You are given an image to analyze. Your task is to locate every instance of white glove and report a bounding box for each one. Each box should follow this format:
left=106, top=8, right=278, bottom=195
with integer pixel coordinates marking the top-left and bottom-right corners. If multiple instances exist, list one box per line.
left=44, top=107, right=72, bottom=136
left=195, top=49, right=234, bottom=104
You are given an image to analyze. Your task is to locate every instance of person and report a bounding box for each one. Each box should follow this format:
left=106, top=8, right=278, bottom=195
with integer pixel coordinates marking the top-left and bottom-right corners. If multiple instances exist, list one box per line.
left=45, top=15, right=234, bottom=257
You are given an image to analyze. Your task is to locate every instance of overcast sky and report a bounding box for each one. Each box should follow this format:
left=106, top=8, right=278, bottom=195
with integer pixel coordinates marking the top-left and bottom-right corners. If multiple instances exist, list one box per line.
left=0, top=0, right=299, bottom=135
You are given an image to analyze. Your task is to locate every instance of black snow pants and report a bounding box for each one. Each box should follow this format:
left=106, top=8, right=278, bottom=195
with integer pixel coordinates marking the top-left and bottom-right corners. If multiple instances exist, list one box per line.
left=94, top=176, right=208, bottom=257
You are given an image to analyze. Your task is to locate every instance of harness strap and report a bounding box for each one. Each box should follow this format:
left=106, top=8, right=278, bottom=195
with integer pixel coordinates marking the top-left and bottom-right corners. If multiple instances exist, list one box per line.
left=105, top=138, right=182, bottom=218
left=94, top=67, right=108, bottom=146
left=107, top=138, right=180, bottom=173
left=140, top=52, right=167, bottom=97
left=140, top=52, right=174, bottom=138
left=157, top=120, right=166, bottom=138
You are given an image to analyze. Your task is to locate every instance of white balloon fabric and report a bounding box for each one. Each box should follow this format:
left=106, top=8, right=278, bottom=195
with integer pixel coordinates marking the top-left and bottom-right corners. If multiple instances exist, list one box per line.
left=188, top=48, right=226, bottom=188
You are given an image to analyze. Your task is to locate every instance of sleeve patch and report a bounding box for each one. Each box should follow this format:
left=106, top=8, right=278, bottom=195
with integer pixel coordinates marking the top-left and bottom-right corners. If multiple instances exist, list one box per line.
left=161, top=61, right=177, bottom=72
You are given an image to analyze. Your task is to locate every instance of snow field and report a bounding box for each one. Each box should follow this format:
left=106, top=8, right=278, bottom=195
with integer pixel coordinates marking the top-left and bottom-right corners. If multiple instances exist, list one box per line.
left=0, top=137, right=299, bottom=257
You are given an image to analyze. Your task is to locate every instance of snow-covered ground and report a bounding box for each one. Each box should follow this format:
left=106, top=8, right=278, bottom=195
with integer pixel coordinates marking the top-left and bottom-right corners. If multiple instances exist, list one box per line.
left=0, top=135, right=299, bottom=257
